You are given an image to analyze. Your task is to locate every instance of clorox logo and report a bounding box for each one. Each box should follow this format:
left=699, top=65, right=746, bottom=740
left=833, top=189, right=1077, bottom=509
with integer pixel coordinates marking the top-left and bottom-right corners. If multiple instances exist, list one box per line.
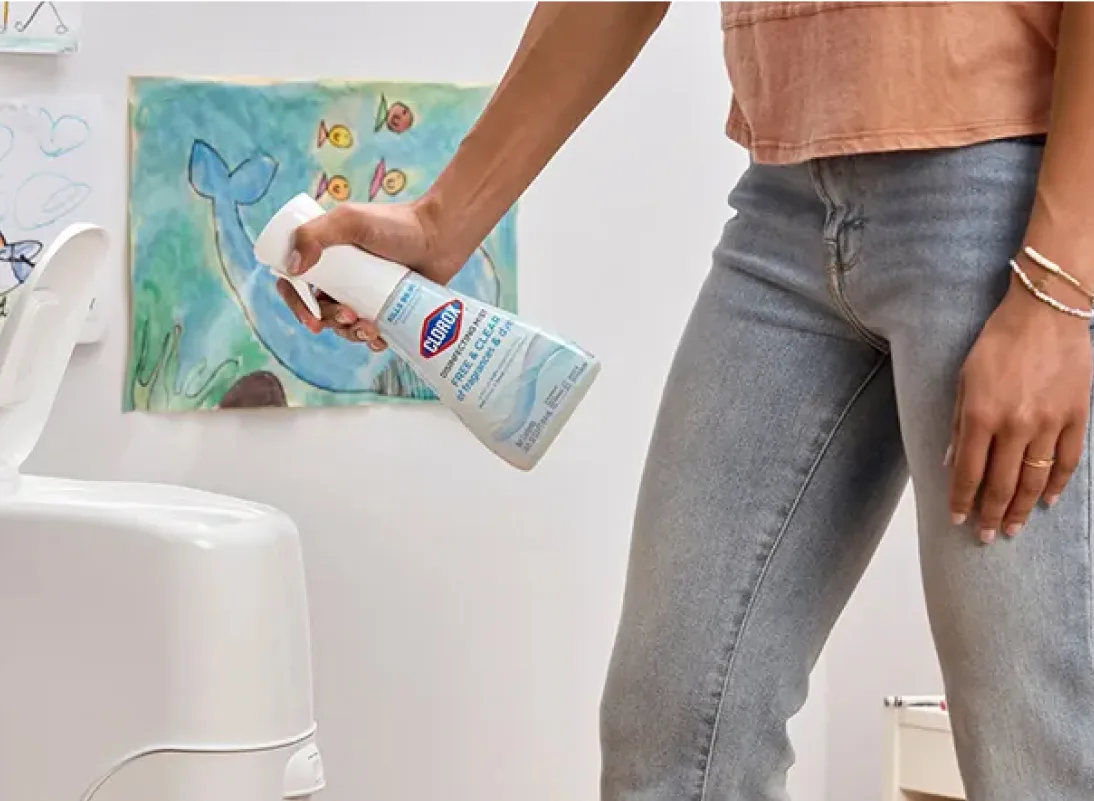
left=420, top=300, right=464, bottom=359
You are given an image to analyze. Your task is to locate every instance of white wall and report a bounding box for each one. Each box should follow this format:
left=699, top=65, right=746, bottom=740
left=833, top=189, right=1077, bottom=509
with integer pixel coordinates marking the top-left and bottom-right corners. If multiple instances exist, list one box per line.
left=7, top=3, right=831, bottom=801
left=5, top=3, right=951, bottom=800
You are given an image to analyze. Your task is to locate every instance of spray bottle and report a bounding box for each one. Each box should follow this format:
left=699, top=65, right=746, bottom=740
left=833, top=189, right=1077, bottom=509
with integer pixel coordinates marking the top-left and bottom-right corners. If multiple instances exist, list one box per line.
left=254, top=194, right=600, bottom=471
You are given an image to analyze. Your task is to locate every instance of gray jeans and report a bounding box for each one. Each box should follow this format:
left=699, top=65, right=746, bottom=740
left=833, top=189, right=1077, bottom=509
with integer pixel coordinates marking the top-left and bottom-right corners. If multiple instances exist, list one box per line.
left=601, top=138, right=1094, bottom=800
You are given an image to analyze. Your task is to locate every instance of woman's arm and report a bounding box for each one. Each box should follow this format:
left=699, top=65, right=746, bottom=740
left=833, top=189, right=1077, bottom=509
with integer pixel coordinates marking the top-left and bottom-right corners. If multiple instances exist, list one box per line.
left=421, top=1, right=671, bottom=267
left=1022, top=4, right=1094, bottom=283
left=287, top=2, right=669, bottom=342
left=948, top=4, right=1094, bottom=541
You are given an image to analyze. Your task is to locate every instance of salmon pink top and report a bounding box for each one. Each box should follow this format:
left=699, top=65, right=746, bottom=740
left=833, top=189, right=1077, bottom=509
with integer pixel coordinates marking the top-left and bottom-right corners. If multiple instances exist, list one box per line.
left=721, top=2, right=1062, bottom=165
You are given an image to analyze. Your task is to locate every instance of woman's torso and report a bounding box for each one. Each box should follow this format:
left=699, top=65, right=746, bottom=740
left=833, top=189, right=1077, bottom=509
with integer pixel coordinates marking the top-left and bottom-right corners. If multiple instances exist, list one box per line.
left=721, top=1, right=1063, bottom=164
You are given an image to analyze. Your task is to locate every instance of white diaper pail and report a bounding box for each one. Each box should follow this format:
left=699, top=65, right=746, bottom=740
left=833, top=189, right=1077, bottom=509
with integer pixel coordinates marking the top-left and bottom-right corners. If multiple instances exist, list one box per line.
left=0, top=225, right=325, bottom=801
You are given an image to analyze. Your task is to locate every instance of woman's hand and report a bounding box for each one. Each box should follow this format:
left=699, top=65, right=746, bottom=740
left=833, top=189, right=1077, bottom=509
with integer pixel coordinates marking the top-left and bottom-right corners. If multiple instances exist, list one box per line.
left=947, top=277, right=1092, bottom=543
left=276, top=199, right=463, bottom=351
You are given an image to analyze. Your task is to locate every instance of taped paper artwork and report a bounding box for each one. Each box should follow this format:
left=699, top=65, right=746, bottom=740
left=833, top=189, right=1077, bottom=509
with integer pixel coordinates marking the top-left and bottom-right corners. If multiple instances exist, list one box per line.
left=0, top=2, right=80, bottom=54
left=0, top=94, right=102, bottom=337
left=127, top=77, right=517, bottom=411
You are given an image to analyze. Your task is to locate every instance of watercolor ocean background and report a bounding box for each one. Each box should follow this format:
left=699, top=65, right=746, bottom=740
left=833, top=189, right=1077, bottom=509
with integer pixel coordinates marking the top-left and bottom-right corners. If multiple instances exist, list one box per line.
left=127, top=77, right=517, bottom=412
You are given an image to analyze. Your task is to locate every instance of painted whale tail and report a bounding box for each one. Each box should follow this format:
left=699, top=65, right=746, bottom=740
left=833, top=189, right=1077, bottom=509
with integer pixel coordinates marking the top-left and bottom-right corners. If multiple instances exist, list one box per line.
left=188, top=140, right=278, bottom=207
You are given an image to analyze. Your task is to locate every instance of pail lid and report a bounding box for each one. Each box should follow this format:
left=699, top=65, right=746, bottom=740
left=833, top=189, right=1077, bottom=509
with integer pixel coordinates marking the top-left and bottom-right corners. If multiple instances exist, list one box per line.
left=0, top=224, right=109, bottom=477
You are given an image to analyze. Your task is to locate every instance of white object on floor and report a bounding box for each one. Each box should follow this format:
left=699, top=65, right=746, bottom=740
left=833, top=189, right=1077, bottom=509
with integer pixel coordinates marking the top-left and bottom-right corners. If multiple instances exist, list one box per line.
left=0, top=224, right=325, bottom=801
left=883, top=699, right=964, bottom=800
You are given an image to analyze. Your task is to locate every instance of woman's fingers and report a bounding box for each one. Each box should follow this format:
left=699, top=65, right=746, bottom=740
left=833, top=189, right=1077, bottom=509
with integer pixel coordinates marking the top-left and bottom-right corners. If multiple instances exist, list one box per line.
left=949, top=404, right=1083, bottom=543
left=356, top=320, right=388, bottom=350
left=949, top=406, right=993, bottom=528
left=975, top=434, right=1028, bottom=543
left=327, top=317, right=388, bottom=350
left=1002, top=431, right=1059, bottom=536
left=277, top=276, right=388, bottom=350
left=359, top=321, right=389, bottom=351
left=276, top=219, right=379, bottom=345
left=277, top=280, right=381, bottom=346
left=318, top=295, right=357, bottom=327
left=1043, top=422, right=1085, bottom=506
left=276, top=279, right=322, bottom=332
left=943, top=380, right=964, bottom=468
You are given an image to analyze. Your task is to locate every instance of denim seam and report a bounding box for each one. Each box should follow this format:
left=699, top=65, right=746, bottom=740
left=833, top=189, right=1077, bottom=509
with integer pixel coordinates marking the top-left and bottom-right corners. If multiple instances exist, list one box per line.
left=826, top=260, right=889, bottom=354
left=696, top=353, right=890, bottom=801
left=807, top=160, right=835, bottom=209
left=808, top=161, right=887, bottom=352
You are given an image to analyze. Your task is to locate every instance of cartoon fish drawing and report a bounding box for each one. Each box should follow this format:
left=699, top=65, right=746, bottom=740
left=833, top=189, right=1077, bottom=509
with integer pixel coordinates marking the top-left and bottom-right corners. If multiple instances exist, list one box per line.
left=315, top=172, right=351, bottom=202
left=187, top=139, right=502, bottom=395
left=368, top=159, right=407, bottom=201
left=373, top=94, right=414, bottom=134
left=0, top=229, right=43, bottom=318
left=317, top=120, right=354, bottom=149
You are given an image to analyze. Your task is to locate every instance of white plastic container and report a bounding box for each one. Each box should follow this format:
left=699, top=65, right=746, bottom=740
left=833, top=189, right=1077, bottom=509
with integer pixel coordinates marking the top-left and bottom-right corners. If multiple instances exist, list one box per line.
left=0, top=225, right=324, bottom=801
left=254, top=194, right=600, bottom=471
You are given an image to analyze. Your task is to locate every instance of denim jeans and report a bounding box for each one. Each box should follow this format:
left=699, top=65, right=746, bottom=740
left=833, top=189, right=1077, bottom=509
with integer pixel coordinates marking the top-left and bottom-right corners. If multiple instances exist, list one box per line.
left=601, top=138, right=1094, bottom=801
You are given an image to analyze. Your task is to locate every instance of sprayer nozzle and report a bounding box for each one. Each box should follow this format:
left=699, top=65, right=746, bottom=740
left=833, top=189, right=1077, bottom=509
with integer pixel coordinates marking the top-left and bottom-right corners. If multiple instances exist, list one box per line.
left=274, top=271, right=323, bottom=320
left=252, top=193, right=329, bottom=321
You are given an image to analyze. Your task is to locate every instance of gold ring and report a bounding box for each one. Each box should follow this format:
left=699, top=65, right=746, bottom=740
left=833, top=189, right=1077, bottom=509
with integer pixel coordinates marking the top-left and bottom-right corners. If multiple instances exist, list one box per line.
left=1022, top=456, right=1055, bottom=469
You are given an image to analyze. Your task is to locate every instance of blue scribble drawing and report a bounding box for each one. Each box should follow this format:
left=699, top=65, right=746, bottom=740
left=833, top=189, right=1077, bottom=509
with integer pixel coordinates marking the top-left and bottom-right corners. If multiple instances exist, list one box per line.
left=188, top=139, right=501, bottom=395
left=14, top=171, right=91, bottom=230
left=37, top=108, right=89, bottom=157
left=0, top=226, right=43, bottom=318
left=0, top=125, right=13, bottom=165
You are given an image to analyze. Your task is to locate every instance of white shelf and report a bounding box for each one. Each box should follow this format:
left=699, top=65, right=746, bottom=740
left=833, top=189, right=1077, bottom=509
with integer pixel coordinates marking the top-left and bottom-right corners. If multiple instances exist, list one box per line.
left=883, top=705, right=965, bottom=800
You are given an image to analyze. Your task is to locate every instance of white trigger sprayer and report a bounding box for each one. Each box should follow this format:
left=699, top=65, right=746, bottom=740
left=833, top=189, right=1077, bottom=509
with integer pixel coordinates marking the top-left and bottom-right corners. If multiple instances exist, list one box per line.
left=255, top=194, right=600, bottom=470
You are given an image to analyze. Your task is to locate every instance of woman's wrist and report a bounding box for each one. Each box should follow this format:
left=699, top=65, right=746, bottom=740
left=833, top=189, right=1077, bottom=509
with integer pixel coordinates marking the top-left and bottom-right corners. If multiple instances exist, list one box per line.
left=410, top=190, right=477, bottom=278
left=1002, top=265, right=1091, bottom=328
left=1001, top=207, right=1094, bottom=325
left=1021, top=195, right=1094, bottom=304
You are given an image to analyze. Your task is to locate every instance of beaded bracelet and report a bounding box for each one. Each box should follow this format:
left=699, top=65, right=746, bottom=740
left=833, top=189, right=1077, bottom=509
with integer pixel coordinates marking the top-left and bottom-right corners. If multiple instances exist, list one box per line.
left=1010, top=259, right=1094, bottom=320
left=1023, top=245, right=1094, bottom=303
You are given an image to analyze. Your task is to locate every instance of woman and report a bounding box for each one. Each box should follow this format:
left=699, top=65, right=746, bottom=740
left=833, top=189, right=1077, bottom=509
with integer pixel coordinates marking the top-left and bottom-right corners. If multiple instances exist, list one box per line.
left=281, top=3, right=1094, bottom=798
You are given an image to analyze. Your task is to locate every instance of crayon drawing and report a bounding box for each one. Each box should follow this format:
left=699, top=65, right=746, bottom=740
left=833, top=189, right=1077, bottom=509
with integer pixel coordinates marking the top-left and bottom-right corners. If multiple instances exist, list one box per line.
left=0, top=95, right=102, bottom=336
left=127, top=77, right=517, bottom=412
left=0, top=2, right=80, bottom=54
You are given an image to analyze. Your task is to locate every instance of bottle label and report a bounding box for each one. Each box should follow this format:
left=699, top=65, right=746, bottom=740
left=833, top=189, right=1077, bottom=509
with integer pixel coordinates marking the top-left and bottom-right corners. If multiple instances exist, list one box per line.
left=380, top=275, right=598, bottom=466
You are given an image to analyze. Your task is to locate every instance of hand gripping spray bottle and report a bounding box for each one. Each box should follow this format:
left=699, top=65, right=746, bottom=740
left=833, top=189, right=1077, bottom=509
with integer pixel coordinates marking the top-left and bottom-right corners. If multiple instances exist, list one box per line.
left=254, top=194, right=600, bottom=470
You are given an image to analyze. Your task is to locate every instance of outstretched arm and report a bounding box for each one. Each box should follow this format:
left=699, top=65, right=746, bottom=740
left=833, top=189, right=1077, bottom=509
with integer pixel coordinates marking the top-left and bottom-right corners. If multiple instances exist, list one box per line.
left=286, top=1, right=669, bottom=343
left=421, top=1, right=671, bottom=267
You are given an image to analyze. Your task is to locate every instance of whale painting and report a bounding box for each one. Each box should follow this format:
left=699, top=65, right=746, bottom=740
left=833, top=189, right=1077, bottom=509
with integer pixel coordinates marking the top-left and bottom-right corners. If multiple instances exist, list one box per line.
left=126, top=77, right=517, bottom=412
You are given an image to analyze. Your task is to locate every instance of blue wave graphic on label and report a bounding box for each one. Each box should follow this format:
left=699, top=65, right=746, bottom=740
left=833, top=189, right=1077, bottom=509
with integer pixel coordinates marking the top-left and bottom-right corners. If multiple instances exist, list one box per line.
left=492, top=335, right=565, bottom=441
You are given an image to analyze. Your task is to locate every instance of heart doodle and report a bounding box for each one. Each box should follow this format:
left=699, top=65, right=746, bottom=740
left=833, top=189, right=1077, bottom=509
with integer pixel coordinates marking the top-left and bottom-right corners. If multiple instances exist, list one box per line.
left=14, top=173, right=91, bottom=230
left=38, top=109, right=90, bottom=158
